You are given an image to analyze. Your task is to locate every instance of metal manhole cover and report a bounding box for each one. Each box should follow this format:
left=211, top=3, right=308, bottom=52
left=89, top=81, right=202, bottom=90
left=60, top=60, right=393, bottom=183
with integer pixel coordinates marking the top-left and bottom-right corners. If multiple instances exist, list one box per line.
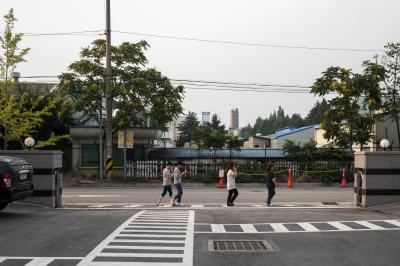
left=208, top=240, right=274, bottom=252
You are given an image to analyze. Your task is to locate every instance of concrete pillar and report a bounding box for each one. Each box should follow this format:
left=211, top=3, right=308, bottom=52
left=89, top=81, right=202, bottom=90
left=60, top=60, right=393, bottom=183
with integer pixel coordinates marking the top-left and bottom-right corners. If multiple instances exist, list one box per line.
left=354, top=151, right=400, bottom=208
left=0, top=150, right=63, bottom=208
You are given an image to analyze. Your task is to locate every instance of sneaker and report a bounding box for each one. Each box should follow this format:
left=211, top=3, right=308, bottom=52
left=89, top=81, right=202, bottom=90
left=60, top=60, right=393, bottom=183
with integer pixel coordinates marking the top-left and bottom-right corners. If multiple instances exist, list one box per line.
left=227, top=202, right=233, bottom=207
left=156, top=204, right=163, bottom=207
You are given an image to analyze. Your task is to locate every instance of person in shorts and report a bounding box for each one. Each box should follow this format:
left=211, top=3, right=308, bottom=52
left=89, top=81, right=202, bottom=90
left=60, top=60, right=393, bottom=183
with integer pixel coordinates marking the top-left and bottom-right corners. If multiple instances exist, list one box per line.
left=156, top=161, right=174, bottom=206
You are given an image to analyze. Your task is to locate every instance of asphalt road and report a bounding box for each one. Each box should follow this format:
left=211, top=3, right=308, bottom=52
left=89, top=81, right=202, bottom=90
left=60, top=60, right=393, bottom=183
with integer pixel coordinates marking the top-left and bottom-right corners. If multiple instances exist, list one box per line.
left=62, top=187, right=353, bottom=206
left=1, top=202, right=399, bottom=266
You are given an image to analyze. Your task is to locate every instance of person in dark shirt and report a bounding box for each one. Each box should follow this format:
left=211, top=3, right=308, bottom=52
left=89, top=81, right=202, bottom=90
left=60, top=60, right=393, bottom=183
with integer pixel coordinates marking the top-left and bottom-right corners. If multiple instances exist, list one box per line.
left=266, top=163, right=278, bottom=206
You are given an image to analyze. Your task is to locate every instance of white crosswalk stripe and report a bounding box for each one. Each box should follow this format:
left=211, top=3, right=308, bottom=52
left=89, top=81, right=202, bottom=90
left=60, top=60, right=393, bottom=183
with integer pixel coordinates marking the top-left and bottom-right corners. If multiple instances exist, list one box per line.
left=0, top=257, right=83, bottom=265
left=196, top=220, right=400, bottom=234
left=298, top=222, right=320, bottom=232
left=386, top=220, right=400, bottom=227
left=77, top=210, right=194, bottom=266
left=328, top=222, right=353, bottom=231
left=240, top=224, right=258, bottom=233
left=270, top=223, right=289, bottom=232
left=211, top=224, right=226, bottom=233
left=355, top=221, right=384, bottom=230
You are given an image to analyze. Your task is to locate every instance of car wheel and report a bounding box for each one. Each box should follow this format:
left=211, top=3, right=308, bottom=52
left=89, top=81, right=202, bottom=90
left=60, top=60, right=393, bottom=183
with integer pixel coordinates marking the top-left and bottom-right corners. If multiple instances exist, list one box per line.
left=0, top=202, right=8, bottom=211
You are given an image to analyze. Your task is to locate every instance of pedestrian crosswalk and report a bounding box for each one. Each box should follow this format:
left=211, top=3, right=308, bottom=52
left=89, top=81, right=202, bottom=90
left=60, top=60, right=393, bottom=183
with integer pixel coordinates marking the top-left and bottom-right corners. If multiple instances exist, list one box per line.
left=0, top=257, right=83, bottom=265
left=63, top=202, right=353, bottom=210
left=77, top=210, right=194, bottom=266
left=1, top=215, right=399, bottom=266
left=195, top=219, right=400, bottom=234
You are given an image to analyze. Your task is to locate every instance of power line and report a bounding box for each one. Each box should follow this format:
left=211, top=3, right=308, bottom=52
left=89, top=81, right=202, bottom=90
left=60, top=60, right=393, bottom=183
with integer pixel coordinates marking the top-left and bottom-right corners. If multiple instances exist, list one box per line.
left=172, top=82, right=310, bottom=92
left=171, top=79, right=311, bottom=89
left=182, top=86, right=311, bottom=94
left=114, top=30, right=384, bottom=53
left=10, top=29, right=384, bottom=52
left=18, top=75, right=313, bottom=89
left=23, top=30, right=104, bottom=37
left=18, top=75, right=314, bottom=93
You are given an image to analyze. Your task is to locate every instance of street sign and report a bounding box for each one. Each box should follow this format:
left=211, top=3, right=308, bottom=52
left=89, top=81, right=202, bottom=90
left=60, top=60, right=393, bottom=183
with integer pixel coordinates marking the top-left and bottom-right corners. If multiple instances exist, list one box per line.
left=126, top=131, right=134, bottom=148
left=118, top=130, right=134, bottom=148
left=219, top=169, right=225, bottom=178
left=118, top=131, right=125, bottom=149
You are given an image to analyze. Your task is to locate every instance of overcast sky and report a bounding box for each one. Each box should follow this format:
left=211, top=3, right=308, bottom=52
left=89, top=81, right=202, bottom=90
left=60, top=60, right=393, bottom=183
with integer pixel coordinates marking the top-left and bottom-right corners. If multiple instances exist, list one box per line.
left=1, top=0, right=399, bottom=127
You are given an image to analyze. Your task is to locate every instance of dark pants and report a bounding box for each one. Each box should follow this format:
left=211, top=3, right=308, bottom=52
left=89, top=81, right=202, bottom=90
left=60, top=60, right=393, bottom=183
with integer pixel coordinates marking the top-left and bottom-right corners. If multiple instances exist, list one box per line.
left=161, top=185, right=172, bottom=197
left=174, top=183, right=183, bottom=203
left=267, top=187, right=276, bottom=205
left=227, top=188, right=239, bottom=204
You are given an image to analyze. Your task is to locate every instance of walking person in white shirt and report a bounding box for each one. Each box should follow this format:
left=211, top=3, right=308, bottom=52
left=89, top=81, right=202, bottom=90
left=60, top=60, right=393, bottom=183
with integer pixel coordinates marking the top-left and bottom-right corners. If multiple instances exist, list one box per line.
left=226, top=162, right=239, bottom=206
left=172, top=161, right=187, bottom=206
left=155, top=161, right=174, bottom=206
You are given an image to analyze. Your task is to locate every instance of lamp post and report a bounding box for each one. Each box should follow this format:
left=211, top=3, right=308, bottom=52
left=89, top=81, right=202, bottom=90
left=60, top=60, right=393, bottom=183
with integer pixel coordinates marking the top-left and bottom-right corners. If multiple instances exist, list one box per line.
left=24, top=137, right=35, bottom=150
left=161, top=129, right=169, bottom=165
left=380, top=139, right=390, bottom=151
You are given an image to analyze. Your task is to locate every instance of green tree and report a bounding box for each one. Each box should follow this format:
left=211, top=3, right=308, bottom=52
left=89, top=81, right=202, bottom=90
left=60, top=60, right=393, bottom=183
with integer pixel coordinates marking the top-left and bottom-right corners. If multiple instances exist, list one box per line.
left=305, top=99, right=330, bottom=125
left=226, top=135, right=243, bottom=151
left=210, top=114, right=226, bottom=133
left=176, top=112, right=199, bottom=147
left=0, top=8, right=31, bottom=149
left=59, top=39, right=184, bottom=130
left=0, top=9, right=30, bottom=89
left=365, top=43, right=400, bottom=146
left=14, top=83, right=73, bottom=149
left=311, top=66, right=384, bottom=150
left=0, top=89, right=71, bottom=149
left=204, top=129, right=226, bottom=149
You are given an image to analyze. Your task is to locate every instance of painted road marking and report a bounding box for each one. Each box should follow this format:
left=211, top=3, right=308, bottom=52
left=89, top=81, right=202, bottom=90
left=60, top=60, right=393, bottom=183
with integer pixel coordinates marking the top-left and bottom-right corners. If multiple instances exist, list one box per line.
left=211, top=224, right=226, bottom=233
left=355, top=221, right=384, bottom=230
left=328, top=222, right=353, bottom=231
left=195, top=220, right=400, bottom=234
left=270, top=223, right=290, bottom=232
left=298, top=222, right=320, bottom=232
left=386, top=220, right=400, bottom=227
left=77, top=210, right=194, bottom=266
left=24, top=257, right=55, bottom=266
left=61, top=203, right=355, bottom=210
left=88, top=205, right=112, bottom=208
left=240, top=224, right=258, bottom=233
left=0, top=257, right=83, bottom=265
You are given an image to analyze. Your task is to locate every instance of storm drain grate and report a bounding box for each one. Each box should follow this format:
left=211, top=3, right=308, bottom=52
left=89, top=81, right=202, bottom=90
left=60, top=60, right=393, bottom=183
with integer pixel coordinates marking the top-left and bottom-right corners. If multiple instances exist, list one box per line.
left=209, top=240, right=274, bottom=252
left=322, top=201, right=338, bottom=205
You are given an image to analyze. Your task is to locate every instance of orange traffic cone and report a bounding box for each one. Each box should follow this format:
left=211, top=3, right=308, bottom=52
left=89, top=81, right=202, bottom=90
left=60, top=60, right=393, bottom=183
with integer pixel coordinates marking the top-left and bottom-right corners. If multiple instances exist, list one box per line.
left=218, top=177, right=225, bottom=188
left=287, top=168, right=293, bottom=188
left=341, top=168, right=348, bottom=188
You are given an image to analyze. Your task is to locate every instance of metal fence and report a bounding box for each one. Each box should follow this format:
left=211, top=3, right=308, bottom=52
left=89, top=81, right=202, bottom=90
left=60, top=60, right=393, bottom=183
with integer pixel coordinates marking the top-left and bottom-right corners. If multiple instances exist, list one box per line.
left=125, top=159, right=350, bottom=180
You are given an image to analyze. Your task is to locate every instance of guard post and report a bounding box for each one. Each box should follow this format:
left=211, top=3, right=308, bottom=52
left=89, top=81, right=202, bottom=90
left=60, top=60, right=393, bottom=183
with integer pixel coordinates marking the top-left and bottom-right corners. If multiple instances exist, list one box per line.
left=354, top=151, right=400, bottom=208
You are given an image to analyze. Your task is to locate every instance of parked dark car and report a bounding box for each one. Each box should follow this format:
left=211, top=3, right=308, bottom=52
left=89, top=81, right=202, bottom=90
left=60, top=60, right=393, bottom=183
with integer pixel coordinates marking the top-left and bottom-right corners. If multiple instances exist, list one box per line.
left=0, top=156, right=34, bottom=211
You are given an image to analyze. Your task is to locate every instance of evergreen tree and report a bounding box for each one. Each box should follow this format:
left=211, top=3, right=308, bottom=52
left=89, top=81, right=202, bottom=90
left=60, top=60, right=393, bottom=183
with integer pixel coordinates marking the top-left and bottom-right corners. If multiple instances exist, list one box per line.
left=176, top=112, right=199, bottom=147
left=305, top=99, right=330, bottom=125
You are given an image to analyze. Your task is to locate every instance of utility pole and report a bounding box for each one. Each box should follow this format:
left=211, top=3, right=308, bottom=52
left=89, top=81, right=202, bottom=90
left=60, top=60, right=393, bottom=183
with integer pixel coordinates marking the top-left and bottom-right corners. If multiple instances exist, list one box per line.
left=105, top=0, right=113, bottom=180
left=99, top=105, right=103, bottom=180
